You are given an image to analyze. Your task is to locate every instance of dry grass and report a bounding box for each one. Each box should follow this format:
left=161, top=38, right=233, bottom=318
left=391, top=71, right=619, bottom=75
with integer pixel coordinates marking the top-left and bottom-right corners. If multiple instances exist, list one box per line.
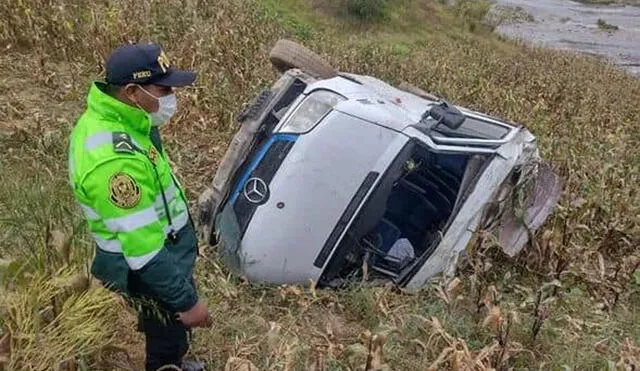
left=0, top=0, right=638, bottom=369
left=1, top=269, right=120, bottom=370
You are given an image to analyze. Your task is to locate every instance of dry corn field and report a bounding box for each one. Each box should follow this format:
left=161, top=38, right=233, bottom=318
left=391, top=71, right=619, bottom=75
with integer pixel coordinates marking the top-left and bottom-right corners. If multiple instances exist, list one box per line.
left=0, top=0, right=638, bottom=370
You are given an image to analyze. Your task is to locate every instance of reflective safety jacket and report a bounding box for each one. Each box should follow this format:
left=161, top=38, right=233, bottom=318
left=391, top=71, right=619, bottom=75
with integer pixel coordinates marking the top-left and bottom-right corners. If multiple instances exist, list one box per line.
left=68, top=82, right=198, bottom=312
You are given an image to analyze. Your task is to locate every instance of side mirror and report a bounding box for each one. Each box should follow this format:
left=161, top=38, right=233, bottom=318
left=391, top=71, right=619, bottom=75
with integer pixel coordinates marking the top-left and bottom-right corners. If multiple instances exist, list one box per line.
left=428, top=101, right=465, bottom=129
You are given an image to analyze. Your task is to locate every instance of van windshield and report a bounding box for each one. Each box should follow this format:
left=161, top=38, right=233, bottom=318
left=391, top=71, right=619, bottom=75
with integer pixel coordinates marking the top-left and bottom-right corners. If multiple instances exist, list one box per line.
left=431, top=115, right=511, bottom=139
left=423, top=113, right=512, bottom=139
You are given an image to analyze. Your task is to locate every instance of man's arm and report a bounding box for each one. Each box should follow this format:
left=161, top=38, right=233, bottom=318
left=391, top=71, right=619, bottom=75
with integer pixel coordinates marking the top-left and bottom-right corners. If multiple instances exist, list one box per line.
left=81, top=157, right=198, bottom=312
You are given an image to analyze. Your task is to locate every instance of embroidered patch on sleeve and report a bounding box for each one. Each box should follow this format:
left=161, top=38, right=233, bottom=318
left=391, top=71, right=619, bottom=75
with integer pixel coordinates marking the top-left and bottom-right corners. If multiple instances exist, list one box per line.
left=109, top=172, right=141, bottom=209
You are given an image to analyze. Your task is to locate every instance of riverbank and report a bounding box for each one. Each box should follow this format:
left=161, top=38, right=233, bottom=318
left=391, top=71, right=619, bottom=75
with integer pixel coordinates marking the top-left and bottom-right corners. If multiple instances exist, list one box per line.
left=492, top=0, right=640, bottom=75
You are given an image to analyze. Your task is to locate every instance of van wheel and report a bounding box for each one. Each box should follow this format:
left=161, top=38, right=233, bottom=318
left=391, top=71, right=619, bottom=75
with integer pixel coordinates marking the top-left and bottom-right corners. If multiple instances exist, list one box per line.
left=269, top=39, right=337, bottom=79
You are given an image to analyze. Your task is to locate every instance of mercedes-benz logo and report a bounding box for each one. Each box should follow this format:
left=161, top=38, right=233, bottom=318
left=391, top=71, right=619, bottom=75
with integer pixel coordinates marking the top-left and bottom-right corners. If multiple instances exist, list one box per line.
left=243, top=177, right=269, bottom=204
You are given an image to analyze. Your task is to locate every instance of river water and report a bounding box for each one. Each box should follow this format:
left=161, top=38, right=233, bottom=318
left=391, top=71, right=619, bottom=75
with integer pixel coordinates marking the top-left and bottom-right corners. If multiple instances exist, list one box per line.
left=491, top=0, right=640, bottom=75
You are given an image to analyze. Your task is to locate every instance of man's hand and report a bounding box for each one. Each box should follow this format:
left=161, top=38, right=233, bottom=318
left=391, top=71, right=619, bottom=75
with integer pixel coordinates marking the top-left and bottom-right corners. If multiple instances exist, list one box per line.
left=177, top=300, right=210, bottom=328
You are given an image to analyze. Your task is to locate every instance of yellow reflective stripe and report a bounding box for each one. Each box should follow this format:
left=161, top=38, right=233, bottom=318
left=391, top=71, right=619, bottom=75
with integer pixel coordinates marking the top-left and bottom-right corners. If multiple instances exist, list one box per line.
left=79, top=204, right=100, bottom=220
left=92, top=234, right=122, bottom=253
left=125, top=249, right=161, bottom=270
left=103, top=206, right=159, bottom=233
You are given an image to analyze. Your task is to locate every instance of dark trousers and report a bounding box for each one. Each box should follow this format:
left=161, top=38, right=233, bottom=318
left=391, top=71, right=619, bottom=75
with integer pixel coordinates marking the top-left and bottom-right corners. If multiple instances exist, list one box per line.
left=138, top=309, right=190, bottom=371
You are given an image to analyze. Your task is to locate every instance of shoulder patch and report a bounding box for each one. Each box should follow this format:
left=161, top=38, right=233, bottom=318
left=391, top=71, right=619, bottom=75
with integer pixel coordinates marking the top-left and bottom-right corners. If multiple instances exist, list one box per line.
left=113, top=132, right=135, bottom=154
left=109, top=172, right=141, bottom=209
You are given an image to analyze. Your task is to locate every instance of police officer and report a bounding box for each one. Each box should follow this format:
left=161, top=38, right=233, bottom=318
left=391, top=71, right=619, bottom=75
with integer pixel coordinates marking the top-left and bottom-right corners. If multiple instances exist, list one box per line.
left=68, top=43, right=209, bottom=370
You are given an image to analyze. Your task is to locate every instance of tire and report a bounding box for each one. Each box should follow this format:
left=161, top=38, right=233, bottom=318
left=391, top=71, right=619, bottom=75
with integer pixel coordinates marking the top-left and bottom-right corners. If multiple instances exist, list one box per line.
left=269, top=39, right=337, bottom=79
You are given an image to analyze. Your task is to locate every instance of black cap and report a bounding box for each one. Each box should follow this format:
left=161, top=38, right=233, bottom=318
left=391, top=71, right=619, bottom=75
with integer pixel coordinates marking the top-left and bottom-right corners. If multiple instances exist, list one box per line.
left=105, top=43, right=196, bottom=87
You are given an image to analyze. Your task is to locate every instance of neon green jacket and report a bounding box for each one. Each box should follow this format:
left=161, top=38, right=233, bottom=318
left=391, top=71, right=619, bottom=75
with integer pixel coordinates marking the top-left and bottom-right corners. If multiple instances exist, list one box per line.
left=68, top=82, right=198, bottom=312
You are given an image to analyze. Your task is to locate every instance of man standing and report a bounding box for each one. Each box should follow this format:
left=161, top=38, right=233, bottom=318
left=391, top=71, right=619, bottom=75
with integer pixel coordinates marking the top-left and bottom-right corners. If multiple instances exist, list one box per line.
left=68, top=43, right=208, bottom=370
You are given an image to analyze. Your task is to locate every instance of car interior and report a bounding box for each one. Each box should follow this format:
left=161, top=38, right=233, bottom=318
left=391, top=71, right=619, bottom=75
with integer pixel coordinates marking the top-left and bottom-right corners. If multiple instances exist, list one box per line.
left=320, top=141, right=484, bottom=287
left=361, top=147, right=469, bottom=278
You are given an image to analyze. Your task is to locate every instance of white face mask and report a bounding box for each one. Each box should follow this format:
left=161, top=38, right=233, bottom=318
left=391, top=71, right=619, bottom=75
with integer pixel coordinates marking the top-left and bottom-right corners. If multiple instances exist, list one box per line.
left=138, top=86, right=177, bottom=126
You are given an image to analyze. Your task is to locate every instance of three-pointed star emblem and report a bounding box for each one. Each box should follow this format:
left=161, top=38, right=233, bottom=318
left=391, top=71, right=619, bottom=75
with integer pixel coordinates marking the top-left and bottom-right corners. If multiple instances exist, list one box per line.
left=243, top=177, right=269, bottom=204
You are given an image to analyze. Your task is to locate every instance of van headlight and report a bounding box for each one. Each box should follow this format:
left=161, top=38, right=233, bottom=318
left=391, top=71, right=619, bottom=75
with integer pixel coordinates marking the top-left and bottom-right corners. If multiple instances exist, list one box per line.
left=280, top=90, right=345, bottom=134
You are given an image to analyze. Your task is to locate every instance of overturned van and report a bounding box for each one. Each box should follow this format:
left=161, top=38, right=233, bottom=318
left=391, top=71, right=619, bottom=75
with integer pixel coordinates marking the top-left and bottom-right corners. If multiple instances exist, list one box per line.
left=198, top=40, right=561, bottom=290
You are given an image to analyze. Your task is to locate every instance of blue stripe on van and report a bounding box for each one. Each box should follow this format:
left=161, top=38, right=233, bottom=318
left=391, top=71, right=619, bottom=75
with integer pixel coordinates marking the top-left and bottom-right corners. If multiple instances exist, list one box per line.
left=228, top=134, right=298, bottom=205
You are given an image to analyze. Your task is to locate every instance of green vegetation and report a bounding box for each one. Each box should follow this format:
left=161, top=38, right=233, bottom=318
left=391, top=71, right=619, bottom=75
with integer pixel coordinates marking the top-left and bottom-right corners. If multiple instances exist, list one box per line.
left=344, top=0, right=390, bottom=21
left=598, top=18, right=620, bottom=31
left=0, top=0, right=639, bottom=369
